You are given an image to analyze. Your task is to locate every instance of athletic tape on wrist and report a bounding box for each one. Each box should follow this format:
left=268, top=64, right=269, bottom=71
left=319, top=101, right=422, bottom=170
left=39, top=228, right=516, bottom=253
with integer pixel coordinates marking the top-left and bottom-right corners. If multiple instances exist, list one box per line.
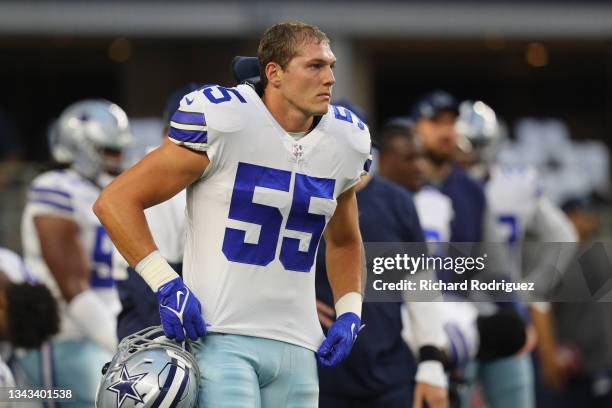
left=335, top=292, right=363, bottom=319
left=134, top=250, right=179, bottom=292
left=415, top=361, right=448, bottom=388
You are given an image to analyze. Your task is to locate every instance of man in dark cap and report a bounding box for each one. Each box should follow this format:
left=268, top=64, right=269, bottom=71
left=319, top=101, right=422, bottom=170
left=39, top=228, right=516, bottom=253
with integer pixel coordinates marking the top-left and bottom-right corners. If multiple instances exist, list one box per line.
left=412, top=90, right=485, bottom=244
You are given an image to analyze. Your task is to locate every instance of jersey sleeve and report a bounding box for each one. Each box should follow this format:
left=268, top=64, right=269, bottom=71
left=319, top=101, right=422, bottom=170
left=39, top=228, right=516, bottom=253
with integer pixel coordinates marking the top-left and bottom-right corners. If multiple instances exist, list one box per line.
left=168, top=89, right=209, bottom=152
left=337, top=113, right=372, bottom=194
left=350, top=127, right=372, bottom=189
left=26, top=173, right=76, bottom=220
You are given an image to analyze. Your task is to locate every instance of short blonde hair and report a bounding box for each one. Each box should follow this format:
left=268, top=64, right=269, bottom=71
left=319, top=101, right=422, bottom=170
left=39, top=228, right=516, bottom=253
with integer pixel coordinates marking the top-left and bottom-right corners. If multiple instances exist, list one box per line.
left=257, top=21, right=330, bottom=88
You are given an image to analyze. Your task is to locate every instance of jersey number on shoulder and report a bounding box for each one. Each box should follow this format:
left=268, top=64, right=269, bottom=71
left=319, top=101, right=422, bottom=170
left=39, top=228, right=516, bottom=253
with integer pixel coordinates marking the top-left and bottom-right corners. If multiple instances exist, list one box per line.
left=332, top=106, right=365, bottom=130
left=91, top=226, right=114, bottom=287
left=222, top=162, right=335, bottom=272
left=202, top=86, right=246, bottom=104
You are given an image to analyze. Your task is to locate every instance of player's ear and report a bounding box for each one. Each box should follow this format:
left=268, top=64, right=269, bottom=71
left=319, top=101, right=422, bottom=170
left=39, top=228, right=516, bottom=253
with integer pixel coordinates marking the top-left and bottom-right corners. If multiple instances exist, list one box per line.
left=265, top=62, right=282, bottom=87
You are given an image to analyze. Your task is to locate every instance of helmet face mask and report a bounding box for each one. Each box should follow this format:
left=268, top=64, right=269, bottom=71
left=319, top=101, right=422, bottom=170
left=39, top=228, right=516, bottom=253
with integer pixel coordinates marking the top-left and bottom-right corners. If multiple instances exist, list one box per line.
left=96, top=327, right=200, bottom=408
left=53, top=99, right=132, bottom=183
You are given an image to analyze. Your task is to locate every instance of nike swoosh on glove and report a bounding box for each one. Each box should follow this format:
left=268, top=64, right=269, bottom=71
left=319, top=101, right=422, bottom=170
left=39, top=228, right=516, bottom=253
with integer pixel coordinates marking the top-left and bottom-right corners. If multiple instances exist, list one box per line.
left=317, top=312, right=363, bottom=367
left=157, top=277, right=207, bottom=342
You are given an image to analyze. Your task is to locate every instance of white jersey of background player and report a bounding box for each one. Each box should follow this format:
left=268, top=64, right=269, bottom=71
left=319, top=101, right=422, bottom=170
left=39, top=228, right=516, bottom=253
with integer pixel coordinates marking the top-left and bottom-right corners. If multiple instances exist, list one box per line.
left=165, top=84, right=370, bottom=350
left=22, top=168, right=120, bottom=343
left=484, top=165, right=576, bottom=249
left=20, top=100, right=131, bottom=407
left=414, top=185, right=454, bottom=244
left=457, top=101, right=577, bottom=285
left=411, top=188, right=480, bottom=366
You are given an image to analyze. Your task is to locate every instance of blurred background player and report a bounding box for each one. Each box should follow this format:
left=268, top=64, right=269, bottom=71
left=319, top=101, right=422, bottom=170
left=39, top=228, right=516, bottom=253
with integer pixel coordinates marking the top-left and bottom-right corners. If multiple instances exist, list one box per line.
left=411, top=91, right=485, bottom=244
left=456, top=100, right=609, bottom=407
left=454, top=99, right=578, bottom=408
left=19, top=100, right=131, bottom=406
left=376, top=119, right=530, bottom=407
left=0, top=246, right=59, bottom=408
left=397, top=94, right=536, bottom=407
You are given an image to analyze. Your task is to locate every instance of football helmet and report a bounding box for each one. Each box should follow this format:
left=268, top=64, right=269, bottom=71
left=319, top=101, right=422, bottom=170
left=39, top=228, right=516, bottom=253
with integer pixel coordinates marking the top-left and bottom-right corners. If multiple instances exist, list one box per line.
left=96, top=326, right=200, bottom=408
left=54, top=99, right=132, bottom=183
left=456, top=100, right=507, bottom=176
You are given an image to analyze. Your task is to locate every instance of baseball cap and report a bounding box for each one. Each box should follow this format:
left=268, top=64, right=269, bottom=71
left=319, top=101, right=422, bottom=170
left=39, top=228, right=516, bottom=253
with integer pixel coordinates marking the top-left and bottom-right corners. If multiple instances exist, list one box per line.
left=410, top=90, right=459, bottom=121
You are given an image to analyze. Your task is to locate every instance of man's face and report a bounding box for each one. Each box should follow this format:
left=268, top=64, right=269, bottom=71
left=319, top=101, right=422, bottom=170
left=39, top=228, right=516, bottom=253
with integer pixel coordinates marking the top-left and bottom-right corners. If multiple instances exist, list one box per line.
left=278, top=41, right=336, bottom=116
left=415, top=111, right=459, bottom=163
left=378, top=135, right=426, bottom=192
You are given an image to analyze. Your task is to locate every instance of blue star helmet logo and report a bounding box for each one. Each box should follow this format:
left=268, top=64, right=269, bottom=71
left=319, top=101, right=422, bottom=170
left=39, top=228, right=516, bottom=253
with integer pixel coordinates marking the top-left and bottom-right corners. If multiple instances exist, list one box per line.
left=107, top=365, right=147, bottom=407
left=79, top=113, right=89, bottom=121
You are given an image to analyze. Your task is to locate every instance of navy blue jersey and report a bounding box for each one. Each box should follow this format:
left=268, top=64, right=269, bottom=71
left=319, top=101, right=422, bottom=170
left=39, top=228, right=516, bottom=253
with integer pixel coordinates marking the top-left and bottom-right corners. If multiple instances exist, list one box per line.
left=316, top=176, right=424, bottom=397
left=440, top=166, right=486, bottom=243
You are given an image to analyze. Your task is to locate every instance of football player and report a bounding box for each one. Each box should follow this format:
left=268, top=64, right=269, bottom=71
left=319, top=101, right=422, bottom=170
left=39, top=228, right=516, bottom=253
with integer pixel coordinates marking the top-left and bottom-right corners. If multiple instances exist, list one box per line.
left=0, top=246, right=59, bottom=408
left=20, top=100, right=131, bottom=406
left=94, top=21, right=370, bottom=407
left=457, top=100, right=578, bottom=407
left=377, top=120, right=529, bottom=403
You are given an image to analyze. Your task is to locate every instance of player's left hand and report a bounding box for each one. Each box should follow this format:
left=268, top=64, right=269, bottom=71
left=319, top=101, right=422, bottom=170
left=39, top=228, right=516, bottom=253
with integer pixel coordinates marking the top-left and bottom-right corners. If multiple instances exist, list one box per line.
left=316, top=312, right=363, bottom=367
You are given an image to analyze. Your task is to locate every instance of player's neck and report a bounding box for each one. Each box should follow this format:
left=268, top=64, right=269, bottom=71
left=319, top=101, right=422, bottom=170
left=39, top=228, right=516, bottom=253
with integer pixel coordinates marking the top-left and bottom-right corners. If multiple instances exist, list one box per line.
left=262, top=90, right=314, bottom=133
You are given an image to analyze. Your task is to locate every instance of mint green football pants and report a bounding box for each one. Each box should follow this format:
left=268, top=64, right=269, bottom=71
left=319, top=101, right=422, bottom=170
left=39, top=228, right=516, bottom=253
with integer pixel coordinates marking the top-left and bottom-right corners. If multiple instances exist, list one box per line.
left=195, top=333, right=319, bottom=408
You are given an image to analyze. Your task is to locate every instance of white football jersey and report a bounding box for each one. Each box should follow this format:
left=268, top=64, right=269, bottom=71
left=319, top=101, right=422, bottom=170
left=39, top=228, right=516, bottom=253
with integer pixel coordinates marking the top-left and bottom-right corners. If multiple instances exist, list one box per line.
left=168, top=84, right=371, bottom=351
left=484, top=165, right=539, bottom=245
left=21, top=169, right=120, bottom=340
left=414, top=186, right=454, bottom=243
left=484, top=164, right=577, bottom=280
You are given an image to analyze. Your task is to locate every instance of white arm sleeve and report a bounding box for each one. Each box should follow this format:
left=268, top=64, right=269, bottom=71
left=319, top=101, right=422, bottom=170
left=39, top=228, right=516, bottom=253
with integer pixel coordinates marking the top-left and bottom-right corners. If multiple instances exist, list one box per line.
left=66, top=289, right=118, bottom=353
left=401, top=269, right=448, bottom=387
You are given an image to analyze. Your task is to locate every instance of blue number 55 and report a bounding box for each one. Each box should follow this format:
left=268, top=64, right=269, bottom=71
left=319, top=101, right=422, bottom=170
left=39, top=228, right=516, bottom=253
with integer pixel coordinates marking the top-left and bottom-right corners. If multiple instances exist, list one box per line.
left=222, top=162, right=335, bottom=272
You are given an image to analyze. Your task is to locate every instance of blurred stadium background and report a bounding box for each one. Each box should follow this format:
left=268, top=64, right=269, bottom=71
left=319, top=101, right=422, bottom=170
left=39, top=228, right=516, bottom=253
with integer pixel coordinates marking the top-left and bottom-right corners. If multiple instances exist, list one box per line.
left=0, top=0, right=611, bottom=249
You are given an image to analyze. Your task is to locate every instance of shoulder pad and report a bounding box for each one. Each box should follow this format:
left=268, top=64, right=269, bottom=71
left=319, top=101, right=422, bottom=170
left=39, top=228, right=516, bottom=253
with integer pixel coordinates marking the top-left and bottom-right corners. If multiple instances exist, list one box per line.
left=326, top=105, right=371, bottom=155
left=197, top=85, right=249, bottom=133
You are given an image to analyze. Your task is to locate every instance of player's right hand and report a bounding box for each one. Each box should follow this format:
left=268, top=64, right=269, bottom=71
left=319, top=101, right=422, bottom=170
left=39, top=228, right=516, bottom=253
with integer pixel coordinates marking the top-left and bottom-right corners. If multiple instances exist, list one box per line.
left=157, top=277, right=207, bottom=342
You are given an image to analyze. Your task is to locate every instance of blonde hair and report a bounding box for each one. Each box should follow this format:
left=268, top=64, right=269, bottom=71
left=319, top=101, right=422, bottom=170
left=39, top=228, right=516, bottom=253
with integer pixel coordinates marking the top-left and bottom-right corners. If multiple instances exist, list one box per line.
left=257, top=21, right=330, bottom=88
